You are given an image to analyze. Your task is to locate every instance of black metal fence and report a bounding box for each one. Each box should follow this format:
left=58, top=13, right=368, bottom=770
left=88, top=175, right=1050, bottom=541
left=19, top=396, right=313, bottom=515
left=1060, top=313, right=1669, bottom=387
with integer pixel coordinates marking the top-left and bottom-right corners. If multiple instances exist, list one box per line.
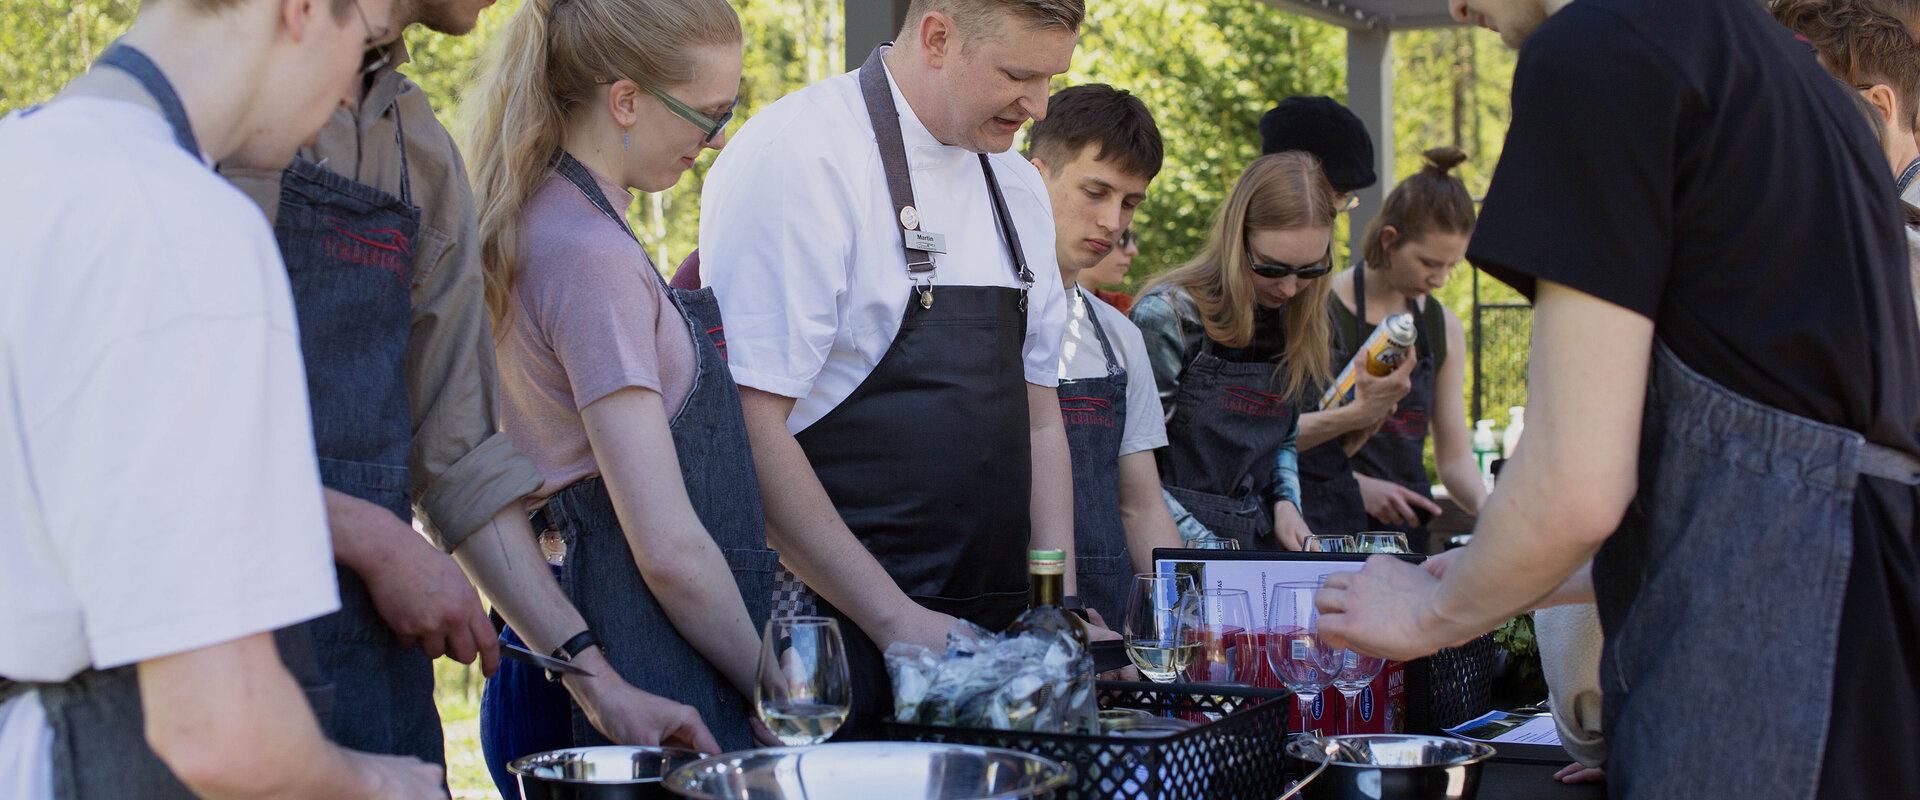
left=1468, top=269, right=1531, bottom=426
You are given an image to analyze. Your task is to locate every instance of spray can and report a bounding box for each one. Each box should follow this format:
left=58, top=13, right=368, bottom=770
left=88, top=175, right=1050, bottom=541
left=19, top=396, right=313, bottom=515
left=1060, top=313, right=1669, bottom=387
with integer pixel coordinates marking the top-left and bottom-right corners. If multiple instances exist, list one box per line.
left=1318, top=313, right=1417, bottom=410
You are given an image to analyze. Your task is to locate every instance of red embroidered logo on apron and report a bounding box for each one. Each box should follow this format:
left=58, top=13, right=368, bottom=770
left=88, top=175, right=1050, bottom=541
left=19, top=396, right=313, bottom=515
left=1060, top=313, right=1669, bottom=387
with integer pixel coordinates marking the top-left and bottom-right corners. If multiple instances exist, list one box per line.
left=1059, top=395, right=1118, bottom=428
left=322, top=215, right=410, bottom=281
left=1221, top=386, right=1292, bottom=418
left=1380, top=407, right=1428, bottom=437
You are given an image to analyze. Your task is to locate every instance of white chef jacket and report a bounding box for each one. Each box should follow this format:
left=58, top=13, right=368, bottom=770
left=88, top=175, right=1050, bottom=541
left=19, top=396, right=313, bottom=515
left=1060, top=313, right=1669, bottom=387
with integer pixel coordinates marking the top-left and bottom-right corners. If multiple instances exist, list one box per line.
left=699, top=56, right=1069, bottom=433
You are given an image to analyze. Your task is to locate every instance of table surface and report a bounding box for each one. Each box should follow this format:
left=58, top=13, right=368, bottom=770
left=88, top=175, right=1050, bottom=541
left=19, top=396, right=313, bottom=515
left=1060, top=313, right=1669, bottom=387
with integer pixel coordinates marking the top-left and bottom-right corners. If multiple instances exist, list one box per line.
left=1475, top=759, right=1607, bottom=800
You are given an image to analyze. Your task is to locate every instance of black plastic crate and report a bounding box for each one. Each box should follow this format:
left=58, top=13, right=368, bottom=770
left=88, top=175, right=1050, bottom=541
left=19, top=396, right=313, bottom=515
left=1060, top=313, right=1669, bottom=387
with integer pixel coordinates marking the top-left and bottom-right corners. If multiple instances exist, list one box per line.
left=884, top=681, right=1294, bottom=800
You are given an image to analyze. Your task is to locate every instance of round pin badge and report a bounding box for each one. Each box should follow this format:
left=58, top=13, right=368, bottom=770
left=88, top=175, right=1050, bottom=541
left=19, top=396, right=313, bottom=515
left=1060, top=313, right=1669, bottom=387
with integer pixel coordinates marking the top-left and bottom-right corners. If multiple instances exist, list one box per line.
left=899, top=205, right=920, bottom=231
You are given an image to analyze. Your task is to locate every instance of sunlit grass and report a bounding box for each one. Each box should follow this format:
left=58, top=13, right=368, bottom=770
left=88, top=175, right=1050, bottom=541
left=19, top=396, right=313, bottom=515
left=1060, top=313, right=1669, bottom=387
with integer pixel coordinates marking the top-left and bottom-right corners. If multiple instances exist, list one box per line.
left=435, top=658, right=498, bottom=800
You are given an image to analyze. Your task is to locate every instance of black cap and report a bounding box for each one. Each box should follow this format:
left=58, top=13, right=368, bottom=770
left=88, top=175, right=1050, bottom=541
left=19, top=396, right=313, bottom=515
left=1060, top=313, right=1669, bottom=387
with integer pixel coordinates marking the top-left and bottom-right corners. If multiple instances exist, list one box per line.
left=1258, top=96, right=1377, bottom=193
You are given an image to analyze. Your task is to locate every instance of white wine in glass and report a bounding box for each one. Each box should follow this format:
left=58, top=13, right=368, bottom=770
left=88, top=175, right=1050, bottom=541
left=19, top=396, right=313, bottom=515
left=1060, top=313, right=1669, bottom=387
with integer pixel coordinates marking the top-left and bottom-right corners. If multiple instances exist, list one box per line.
left=755, top=616, right=851, bottom=746
left=1123, top=573, right=1199, bottom=683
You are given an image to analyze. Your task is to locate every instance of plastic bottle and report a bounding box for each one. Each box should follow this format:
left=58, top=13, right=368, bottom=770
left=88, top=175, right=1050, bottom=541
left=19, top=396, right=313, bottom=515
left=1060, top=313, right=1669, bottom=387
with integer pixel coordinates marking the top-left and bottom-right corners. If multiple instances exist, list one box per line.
left=1473, top=419, right=1499, bottom=483
left=1502, top=406, right=1525, bottom=458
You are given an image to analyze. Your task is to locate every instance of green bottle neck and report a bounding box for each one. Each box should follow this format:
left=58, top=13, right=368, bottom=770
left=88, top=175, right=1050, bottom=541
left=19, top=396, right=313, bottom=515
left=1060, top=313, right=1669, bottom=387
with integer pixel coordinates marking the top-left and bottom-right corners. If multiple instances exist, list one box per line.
left=1029, top=570, right=1064, bottom=609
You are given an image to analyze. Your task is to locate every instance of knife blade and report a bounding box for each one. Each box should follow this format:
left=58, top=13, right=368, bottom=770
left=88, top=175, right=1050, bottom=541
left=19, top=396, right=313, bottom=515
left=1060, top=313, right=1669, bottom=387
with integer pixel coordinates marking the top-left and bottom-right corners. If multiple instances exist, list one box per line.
left=501, top=641, right=595, bottom=678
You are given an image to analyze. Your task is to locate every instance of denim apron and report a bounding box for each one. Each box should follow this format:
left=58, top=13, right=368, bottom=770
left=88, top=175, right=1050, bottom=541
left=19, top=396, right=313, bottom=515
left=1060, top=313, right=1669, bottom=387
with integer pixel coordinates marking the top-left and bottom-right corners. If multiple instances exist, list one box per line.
left=1345, top=265, right=1438, bottom=542
left=480, top=154, right=778, bottom=777
left=1595, top=342, right=1920, bottom=799
left=1059, top=288, right=1134, bottom=626
left=1156, top=309, right=1296, bottom=550
left=0, top=44, right=244, bottom=800
left=257, top=82, right=449, bottom=766
left=793, top=45, right=1036, bottom=737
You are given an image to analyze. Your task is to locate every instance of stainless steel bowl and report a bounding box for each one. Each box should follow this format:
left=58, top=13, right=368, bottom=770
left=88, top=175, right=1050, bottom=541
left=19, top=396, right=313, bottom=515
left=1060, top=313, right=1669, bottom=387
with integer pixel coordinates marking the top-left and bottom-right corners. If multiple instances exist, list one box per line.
left=510, top=746, right=708, bottom=800
left=663, top=742, right=1072, bottom=800
left=1283, top=734, right=1496, bottom=800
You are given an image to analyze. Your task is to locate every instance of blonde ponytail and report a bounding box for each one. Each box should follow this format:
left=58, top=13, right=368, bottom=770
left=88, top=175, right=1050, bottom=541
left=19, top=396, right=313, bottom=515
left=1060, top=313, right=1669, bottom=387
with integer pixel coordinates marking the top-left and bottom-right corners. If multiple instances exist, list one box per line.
left=463, top=0, right=741, bottom=330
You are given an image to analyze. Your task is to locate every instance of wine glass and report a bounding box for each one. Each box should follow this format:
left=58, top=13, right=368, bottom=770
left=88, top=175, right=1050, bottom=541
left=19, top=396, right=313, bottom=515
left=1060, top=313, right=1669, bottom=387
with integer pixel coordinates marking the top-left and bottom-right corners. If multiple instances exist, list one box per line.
left=1330, top=648, right=1387, bottom=734
left=755, top=616, right=851, bottom=746
left=1184, top=588, right=1255, bottom=685
left=1124, top=573, right=1200, bottom=683
left=1353, top=532, right=1412, bottom=554
left=1264, top=582, right=1339, bottom=734
left=1303, top=534, right=1356, bottom=553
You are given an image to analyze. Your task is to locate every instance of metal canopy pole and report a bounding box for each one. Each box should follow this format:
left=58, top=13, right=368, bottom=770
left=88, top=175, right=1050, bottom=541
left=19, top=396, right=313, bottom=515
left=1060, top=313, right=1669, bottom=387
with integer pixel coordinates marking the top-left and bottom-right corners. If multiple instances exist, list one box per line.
left=1345, top=26, right=1395, bottom=260
left=845, top=0, right=912, bottom=72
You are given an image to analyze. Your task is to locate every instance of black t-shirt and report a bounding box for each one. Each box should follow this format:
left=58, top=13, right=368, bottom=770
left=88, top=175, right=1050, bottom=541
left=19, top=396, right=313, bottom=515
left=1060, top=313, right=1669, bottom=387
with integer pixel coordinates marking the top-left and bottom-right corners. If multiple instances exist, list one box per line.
left=1468, top=2, right=1920, bottom=796
left=1467, top=0, right=1920, bottom=457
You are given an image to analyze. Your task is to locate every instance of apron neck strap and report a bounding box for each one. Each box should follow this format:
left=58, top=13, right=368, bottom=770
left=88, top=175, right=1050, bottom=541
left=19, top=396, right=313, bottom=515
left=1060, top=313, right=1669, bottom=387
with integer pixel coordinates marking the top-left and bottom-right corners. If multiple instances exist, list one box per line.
left=555, top=150, right=672, bottom=291
left=1074, top=286, right=1122, bottom=377
left=857, top=44, right=1033, bottom=290
left=94, top=43, right=202, bottom=161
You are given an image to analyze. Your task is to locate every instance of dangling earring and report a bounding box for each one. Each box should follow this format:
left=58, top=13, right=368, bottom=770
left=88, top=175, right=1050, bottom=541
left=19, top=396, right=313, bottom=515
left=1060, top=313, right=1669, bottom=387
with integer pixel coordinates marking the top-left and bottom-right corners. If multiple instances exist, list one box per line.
left=622, top=132, right=630, bottom=151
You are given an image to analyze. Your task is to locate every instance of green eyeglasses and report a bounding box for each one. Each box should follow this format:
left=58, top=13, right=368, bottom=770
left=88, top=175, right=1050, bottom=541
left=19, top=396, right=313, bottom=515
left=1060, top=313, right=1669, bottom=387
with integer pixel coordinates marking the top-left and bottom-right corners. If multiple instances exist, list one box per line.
left=645, top=86, right=737, bottom=144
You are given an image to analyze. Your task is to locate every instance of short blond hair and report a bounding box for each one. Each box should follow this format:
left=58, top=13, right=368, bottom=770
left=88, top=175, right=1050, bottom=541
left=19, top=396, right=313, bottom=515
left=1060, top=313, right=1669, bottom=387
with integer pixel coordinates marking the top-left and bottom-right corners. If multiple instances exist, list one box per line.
left=898, top=0, right=1083, bottom=39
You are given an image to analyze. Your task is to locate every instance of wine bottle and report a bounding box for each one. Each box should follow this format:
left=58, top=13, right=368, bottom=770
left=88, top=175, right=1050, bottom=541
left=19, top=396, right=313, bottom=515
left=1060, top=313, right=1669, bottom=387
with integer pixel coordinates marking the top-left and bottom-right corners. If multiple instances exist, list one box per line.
left=1005, top=549, right=1099, bottom=733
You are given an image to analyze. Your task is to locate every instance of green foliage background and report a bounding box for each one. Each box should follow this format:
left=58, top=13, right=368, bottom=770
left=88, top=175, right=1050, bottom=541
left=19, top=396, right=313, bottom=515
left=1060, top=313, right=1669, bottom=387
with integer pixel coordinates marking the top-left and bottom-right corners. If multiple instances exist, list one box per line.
left=4, top=6, right=1536, bottom=788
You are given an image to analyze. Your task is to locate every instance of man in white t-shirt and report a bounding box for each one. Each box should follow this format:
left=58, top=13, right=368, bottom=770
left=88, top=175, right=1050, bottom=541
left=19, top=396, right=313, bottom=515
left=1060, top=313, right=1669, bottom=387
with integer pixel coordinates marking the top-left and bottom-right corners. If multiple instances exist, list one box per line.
left=700, top=0, right=1081, bottom=734
left=0, top=0, right=443, bottom=796
left=1025, top=84, right=1182, bottom=627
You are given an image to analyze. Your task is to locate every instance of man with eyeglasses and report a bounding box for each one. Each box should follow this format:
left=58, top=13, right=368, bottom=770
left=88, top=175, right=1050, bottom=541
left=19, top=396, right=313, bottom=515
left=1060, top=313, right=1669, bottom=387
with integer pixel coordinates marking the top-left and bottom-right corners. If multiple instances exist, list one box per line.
left=221, top=0, right=717, bottom=769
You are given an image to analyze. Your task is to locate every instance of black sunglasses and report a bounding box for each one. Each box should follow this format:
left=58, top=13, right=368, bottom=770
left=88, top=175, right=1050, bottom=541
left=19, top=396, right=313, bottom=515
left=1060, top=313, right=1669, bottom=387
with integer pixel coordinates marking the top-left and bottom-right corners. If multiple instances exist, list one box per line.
left=1246, top=239, right=1334, bottom=280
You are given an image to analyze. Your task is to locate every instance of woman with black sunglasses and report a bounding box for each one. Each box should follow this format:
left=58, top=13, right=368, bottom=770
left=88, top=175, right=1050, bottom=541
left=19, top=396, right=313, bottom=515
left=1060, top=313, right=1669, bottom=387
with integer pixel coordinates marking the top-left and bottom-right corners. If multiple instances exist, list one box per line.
left=1131, top=153, right=1338, bottom=550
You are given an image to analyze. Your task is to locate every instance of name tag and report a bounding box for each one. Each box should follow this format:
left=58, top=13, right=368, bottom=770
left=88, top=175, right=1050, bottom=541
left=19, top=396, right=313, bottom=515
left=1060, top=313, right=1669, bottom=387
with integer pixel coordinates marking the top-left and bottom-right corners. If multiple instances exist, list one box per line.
left=905, top=229, right=947, bottom=254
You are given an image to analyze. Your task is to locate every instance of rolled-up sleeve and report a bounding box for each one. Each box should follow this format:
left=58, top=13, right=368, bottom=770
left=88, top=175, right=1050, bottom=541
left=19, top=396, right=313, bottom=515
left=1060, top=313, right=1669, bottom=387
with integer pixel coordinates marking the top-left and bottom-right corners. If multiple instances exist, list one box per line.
left=398, top=99, right=540, bottom=551
left=1128, top=291, right=1188, bottom=421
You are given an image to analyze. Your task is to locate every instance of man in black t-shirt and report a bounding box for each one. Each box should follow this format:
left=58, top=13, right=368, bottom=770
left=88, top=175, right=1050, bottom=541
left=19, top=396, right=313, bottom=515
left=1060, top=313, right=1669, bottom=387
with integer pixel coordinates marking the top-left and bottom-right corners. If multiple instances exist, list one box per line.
left=1315, top=1, right=1920, bottom=798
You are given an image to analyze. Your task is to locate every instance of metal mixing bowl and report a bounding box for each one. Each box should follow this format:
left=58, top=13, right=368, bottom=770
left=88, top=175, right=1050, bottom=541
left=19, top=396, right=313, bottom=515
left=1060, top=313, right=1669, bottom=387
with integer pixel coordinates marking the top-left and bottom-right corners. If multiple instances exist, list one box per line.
left=510, top=745, right=708, bottom=800
left=1283, top=734, right=1497, bottom=800
left=663, top=742, right=1072, bottom=800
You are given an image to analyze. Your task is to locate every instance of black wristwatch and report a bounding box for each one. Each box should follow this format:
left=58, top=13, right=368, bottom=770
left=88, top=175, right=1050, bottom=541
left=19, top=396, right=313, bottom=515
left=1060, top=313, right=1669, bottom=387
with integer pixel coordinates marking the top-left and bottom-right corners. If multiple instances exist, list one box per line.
left=546, top=630, right=601, bottom=683
left=1061, top=595, right=1090, bottom=623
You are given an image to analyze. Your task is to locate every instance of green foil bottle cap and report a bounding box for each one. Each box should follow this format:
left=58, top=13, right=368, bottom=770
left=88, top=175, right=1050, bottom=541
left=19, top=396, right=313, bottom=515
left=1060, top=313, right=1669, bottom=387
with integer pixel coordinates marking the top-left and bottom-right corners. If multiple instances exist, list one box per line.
left=1029, top=549, right=1066, bottom=575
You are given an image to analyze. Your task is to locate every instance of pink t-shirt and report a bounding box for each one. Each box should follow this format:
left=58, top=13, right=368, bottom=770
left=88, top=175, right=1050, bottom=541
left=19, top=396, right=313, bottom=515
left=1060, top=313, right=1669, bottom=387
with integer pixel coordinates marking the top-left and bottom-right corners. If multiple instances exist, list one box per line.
left=496, top=167, right=697, bottom=498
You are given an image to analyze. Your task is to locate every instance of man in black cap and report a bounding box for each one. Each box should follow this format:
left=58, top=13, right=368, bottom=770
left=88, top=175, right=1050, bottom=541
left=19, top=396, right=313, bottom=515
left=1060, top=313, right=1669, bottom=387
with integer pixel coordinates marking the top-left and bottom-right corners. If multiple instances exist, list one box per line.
left=1259, top=95, right=1378, bottom=206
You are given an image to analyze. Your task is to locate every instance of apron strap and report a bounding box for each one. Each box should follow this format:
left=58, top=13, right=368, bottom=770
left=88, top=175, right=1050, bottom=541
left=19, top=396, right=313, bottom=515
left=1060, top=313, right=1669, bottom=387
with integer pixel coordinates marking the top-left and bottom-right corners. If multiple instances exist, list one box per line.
left=1898, top=156, right=1920, bottom=198
left=978, top=153, right=1036, bottom=289
left=93, top=43, right=201, bottom=160
left=858, top=44, right=1034, bottom=292
left=554, top=151, right=673, bottom=293
left=1860, top=442, right=1920, bottom=485
left=1075, top=286, right=1122, bottom=377
left=389, top=97, right=412, bottom=206
left=857, top=45, right=934, bottom=277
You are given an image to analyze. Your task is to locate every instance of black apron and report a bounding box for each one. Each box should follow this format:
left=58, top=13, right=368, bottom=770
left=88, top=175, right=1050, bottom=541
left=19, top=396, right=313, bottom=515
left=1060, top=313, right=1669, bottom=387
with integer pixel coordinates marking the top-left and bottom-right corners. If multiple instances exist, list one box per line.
left=1155, top=299, right=1296, bottom=550
left=794, top=45, right=1036, bottom=735
left=1296, top=289, right=1368, bottom=537
left=1346, top=265, right=1439, bottom=543
left=1058, top=288, right=1133, bottom=626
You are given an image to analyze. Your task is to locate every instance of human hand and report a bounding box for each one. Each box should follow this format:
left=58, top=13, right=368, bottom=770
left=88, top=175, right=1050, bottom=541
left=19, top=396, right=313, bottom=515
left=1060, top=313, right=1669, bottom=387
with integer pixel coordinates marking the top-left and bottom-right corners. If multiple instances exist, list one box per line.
left=1272, top=500, right=1311, bottom=550
left=1555, top=762, right=1606, bottom=784
left=349, top=751, right=447, bottom=799
left=877, top=605, right=961, bottom=654
left=1351, top=346, right=1416, bottom=423
left=1356, top=474, right=1442, bottom=527
left=351, top=507, right=499, bottom=676
left=568, top=659, right=722, bottom=754
left=1314, top=555, right=1476, bottom=661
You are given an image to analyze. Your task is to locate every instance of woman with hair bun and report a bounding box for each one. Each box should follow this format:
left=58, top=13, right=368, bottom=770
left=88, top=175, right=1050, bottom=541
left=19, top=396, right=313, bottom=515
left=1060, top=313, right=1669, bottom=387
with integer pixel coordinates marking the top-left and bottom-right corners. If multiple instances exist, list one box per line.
left=1296, top=147, right=1484, bottom=546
